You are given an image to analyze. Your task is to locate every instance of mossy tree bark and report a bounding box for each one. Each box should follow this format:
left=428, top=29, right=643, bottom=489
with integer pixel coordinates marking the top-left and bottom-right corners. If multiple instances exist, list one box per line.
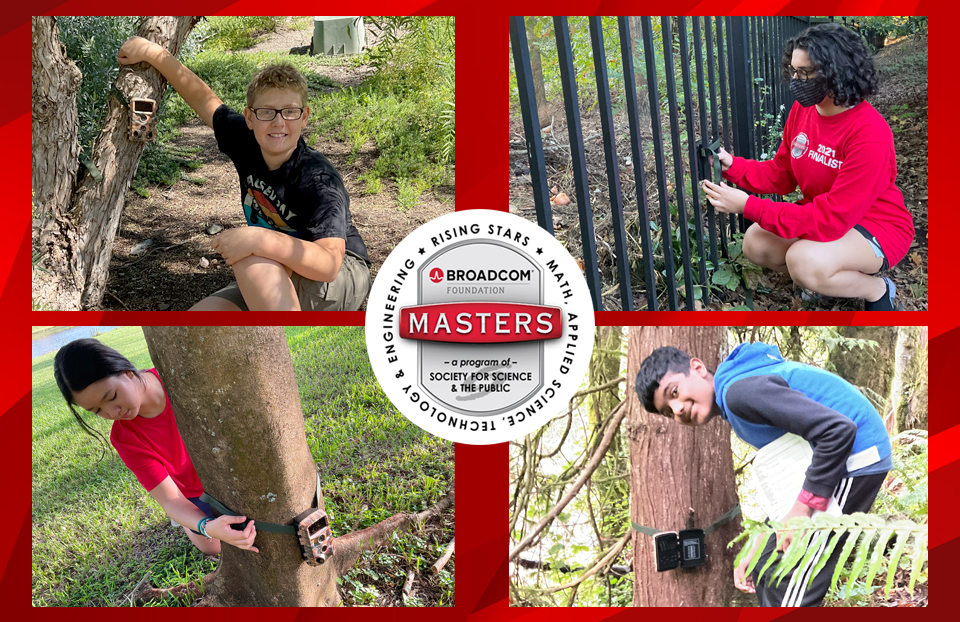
left=141, top=326, right=455, bottom=606
left=143, top=326, right=341, bottom=606
left=627, top=326, right=740, bottom=606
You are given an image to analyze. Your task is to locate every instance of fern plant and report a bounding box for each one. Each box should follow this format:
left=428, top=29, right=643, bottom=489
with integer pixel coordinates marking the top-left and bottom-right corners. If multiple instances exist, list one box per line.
left=729, top=512, right=927, bottom=601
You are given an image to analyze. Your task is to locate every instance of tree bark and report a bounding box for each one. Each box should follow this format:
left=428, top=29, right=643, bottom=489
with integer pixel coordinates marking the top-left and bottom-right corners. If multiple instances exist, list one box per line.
left=142, top=326, right=341, bottom=606
left=32, top=16, right=84, bottom=308
left=525, top=17, right=548, bottom=113
left=894, top=327, right=928, bottom=432
left=33, top=16, right=200, bottom=310
left=627, top=326, right=741, bottom=606
left=887, top=327, right=917, bottom=434
left=627, top=17, right=652, bottom=133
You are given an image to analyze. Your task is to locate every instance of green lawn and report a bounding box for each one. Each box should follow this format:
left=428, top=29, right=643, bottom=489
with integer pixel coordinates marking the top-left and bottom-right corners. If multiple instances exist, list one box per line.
left=32, top=326, right=454, bottom=606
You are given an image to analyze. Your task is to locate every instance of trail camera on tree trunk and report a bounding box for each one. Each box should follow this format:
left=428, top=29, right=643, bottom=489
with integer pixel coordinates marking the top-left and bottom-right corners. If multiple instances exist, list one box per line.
left=140, top=326, right=455, bottom=606
left=32, top=16, right=199, bottom=310
left=627, top=326, right=742, bottom=606
left=143, top=326, right=341, bottom=606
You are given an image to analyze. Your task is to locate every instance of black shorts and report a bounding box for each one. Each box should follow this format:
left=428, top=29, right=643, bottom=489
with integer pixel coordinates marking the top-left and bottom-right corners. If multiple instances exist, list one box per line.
left=751, top=472, right=887, bottom=607
left=853, top=224, right=890, bottom=273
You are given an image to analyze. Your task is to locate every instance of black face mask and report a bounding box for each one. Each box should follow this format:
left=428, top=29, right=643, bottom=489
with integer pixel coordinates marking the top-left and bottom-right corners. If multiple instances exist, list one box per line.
left=790, top=76, right=829, bottom=107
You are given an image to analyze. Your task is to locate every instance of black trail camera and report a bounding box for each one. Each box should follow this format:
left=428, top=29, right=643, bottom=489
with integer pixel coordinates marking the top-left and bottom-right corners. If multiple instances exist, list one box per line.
left=294, top=508, right=333, bottom=566
left=128, top=98, right=158, bottom=142
left=654, top=529, right=705, bottom=572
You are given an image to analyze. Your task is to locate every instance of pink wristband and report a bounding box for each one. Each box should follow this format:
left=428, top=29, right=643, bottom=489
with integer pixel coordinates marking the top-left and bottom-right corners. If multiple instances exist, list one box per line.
left=798, top=489, right=829, bottom=512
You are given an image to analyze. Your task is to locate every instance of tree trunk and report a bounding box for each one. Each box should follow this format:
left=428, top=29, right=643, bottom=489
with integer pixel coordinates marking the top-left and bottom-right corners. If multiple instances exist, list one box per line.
left=887, top=327, right=917, bottom=435
left=142, top=326, right=341, bottom=606
left=827, top=326, right=897, bottom=409
left=33, top=16, right=200, bottom=310
left=907, top=327, right=928, bottom=430
left=525, top=17, right=547, bottom=111
left=627, top=17, right=652, bottom=132
left=627, top=326, right=741, bottom=606
left=895, top=327, right=928, bottom=432
left=32, top=16, right=84, bottom=308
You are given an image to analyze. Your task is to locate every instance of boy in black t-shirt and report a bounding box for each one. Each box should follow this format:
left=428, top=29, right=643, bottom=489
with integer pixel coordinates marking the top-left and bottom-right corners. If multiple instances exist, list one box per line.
left=118, top=37, right=371, bottom=310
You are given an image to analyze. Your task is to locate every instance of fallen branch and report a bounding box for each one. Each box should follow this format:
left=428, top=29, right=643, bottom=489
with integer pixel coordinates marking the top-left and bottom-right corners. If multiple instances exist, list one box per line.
left=332, top=487, right=455, bottom=575
left=508, top=402, right=627, bottom=562
left=402, top=569, right=416, bottom=595
left=118, top=570, right=152, bottom=606
left=430, top=537, right=455, bottom=574
left=543, top=530, right=631, bottom=596
left=134, top=566, right=219, bottom=606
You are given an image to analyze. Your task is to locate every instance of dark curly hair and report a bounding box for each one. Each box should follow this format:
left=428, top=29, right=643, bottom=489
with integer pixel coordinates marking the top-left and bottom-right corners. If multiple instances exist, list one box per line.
left=782, top=22, right=879, bottom=107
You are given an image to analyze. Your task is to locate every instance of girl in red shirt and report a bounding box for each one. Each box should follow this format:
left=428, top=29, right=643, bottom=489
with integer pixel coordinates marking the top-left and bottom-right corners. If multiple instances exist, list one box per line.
left=54, top=338, right=259, bottom=555
left=703, top=23, right=914, bottom=310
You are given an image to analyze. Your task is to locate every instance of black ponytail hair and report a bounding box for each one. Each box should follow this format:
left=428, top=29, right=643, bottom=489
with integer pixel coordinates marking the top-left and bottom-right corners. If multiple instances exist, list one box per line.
left=53, top=338, right=145, bottom=460
left=782, top=22, right=879, bottom=107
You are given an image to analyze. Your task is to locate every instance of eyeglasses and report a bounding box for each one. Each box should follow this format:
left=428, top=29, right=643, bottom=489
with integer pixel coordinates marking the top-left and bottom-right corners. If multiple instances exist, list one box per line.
left=787, top=66, right=818, bottom=81
left=251, top=107, right=304, bottom=121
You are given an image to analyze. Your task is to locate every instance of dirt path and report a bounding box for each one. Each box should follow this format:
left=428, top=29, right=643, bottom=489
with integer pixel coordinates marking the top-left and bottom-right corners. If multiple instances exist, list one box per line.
left=508, top=32, right=928, bottom=311
left=102, top=19, right=453, bottom=311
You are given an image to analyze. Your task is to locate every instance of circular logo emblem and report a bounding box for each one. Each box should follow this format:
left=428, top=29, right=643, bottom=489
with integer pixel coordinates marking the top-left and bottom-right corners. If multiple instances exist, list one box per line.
left=791, top=132, right=809, bottom=159
left=365, top=210, right=595, bottom=444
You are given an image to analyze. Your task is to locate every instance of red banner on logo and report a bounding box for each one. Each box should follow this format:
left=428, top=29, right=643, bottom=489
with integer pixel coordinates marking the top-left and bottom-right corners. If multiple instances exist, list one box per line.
left=399, top=302, right=563, bottom=343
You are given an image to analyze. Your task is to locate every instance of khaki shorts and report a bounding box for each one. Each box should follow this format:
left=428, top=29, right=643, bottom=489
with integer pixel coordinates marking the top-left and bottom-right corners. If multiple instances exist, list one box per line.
left=210, top=250, right=371, bottom=311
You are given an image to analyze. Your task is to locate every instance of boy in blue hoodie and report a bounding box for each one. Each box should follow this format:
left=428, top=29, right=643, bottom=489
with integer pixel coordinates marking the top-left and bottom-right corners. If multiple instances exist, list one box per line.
left=635, top=342, right=891, bottom=607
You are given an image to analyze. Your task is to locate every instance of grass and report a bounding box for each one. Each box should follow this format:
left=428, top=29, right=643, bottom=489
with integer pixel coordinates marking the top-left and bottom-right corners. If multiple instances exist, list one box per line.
left=32, top=326, right=454, bottom=607
left=199, top=16, right=287, bottom=52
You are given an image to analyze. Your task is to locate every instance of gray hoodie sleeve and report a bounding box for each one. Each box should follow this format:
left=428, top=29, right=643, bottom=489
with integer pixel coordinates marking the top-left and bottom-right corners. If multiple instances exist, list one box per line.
left=725, top=374, right=857, bottom=499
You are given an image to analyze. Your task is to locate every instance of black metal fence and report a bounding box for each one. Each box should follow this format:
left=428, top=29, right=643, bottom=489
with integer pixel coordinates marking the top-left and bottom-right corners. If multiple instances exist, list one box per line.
left=510, top=16, right=828, bottom=310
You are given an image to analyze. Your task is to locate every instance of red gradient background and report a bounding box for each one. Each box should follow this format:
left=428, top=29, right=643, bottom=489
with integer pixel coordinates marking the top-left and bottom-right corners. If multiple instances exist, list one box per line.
left=11, top=0, right=941, bottom=617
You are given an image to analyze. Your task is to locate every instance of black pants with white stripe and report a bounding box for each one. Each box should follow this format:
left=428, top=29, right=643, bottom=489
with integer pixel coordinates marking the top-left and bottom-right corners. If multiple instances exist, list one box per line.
left=751, top=473, right=888, bottom=607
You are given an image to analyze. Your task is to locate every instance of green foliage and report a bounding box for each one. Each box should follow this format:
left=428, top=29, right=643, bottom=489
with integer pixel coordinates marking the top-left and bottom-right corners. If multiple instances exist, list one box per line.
left=853, top=16, right=927, bottom=43
left=730, top=512, right=927, bottom=601
left=196, top=16, right=286, bottom=52
left=308, top=17, right=455, bottom=207
left=56, top=16, right=139, bottom=154
left=874, top=430, right=928, bottom=522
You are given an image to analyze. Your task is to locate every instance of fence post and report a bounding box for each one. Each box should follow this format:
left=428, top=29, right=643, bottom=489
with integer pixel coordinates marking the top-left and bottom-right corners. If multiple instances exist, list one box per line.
left=729, top=16, right=754, bottom=233
left=618, top=17, right=658, bottom=310
left=508, top=17, right=553, bottom=233
left=553, top=17, right=603, bottom=311
left=728, top=16, right=755, bottom=163
left=588, top=17, right=634, bottom=310
left=641, top=16, right=679, bottom=311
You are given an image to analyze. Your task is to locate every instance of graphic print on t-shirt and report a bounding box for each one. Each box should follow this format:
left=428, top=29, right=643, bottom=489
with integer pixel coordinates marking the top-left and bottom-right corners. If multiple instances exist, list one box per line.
left=243, top=186, right=298, bottom=236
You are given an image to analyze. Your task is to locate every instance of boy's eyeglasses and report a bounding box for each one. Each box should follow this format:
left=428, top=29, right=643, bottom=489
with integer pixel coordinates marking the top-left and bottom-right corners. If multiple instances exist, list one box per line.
left=251, top=107, right=304, bottom=121
left=787, top=66, right=817, bottom=81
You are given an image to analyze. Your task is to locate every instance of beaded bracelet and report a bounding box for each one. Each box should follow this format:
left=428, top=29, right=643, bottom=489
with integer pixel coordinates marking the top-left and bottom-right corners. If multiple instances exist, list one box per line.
left=197, top=516, right=212, bottom=538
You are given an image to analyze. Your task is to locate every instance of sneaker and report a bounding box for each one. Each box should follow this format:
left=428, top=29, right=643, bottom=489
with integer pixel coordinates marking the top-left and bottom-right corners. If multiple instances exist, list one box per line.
left=794, top=287, right=826, bottom=303
left=864, top=277, right=902, bottom=311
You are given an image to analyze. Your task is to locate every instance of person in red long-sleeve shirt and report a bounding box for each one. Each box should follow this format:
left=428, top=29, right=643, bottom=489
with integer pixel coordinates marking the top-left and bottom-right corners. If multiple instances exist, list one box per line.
left=702, top=23, right=914, bottom=311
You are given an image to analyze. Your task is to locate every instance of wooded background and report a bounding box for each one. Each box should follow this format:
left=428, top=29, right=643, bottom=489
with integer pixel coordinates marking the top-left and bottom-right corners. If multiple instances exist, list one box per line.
left=509, top=326, right=927, bottom=607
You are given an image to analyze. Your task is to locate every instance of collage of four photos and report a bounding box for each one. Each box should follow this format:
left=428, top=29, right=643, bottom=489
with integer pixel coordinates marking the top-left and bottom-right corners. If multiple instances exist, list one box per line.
left=23, top=12, right=933, bottom=612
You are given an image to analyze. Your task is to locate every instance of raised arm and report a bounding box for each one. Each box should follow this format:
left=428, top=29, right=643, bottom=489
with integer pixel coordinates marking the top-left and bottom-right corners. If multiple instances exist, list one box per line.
left=117, top=36, right=223, bottom=128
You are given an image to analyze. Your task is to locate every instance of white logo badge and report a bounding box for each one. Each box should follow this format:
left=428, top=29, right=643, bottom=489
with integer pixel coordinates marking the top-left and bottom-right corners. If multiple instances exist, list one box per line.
left=365, top=211, right=595, bottom=444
